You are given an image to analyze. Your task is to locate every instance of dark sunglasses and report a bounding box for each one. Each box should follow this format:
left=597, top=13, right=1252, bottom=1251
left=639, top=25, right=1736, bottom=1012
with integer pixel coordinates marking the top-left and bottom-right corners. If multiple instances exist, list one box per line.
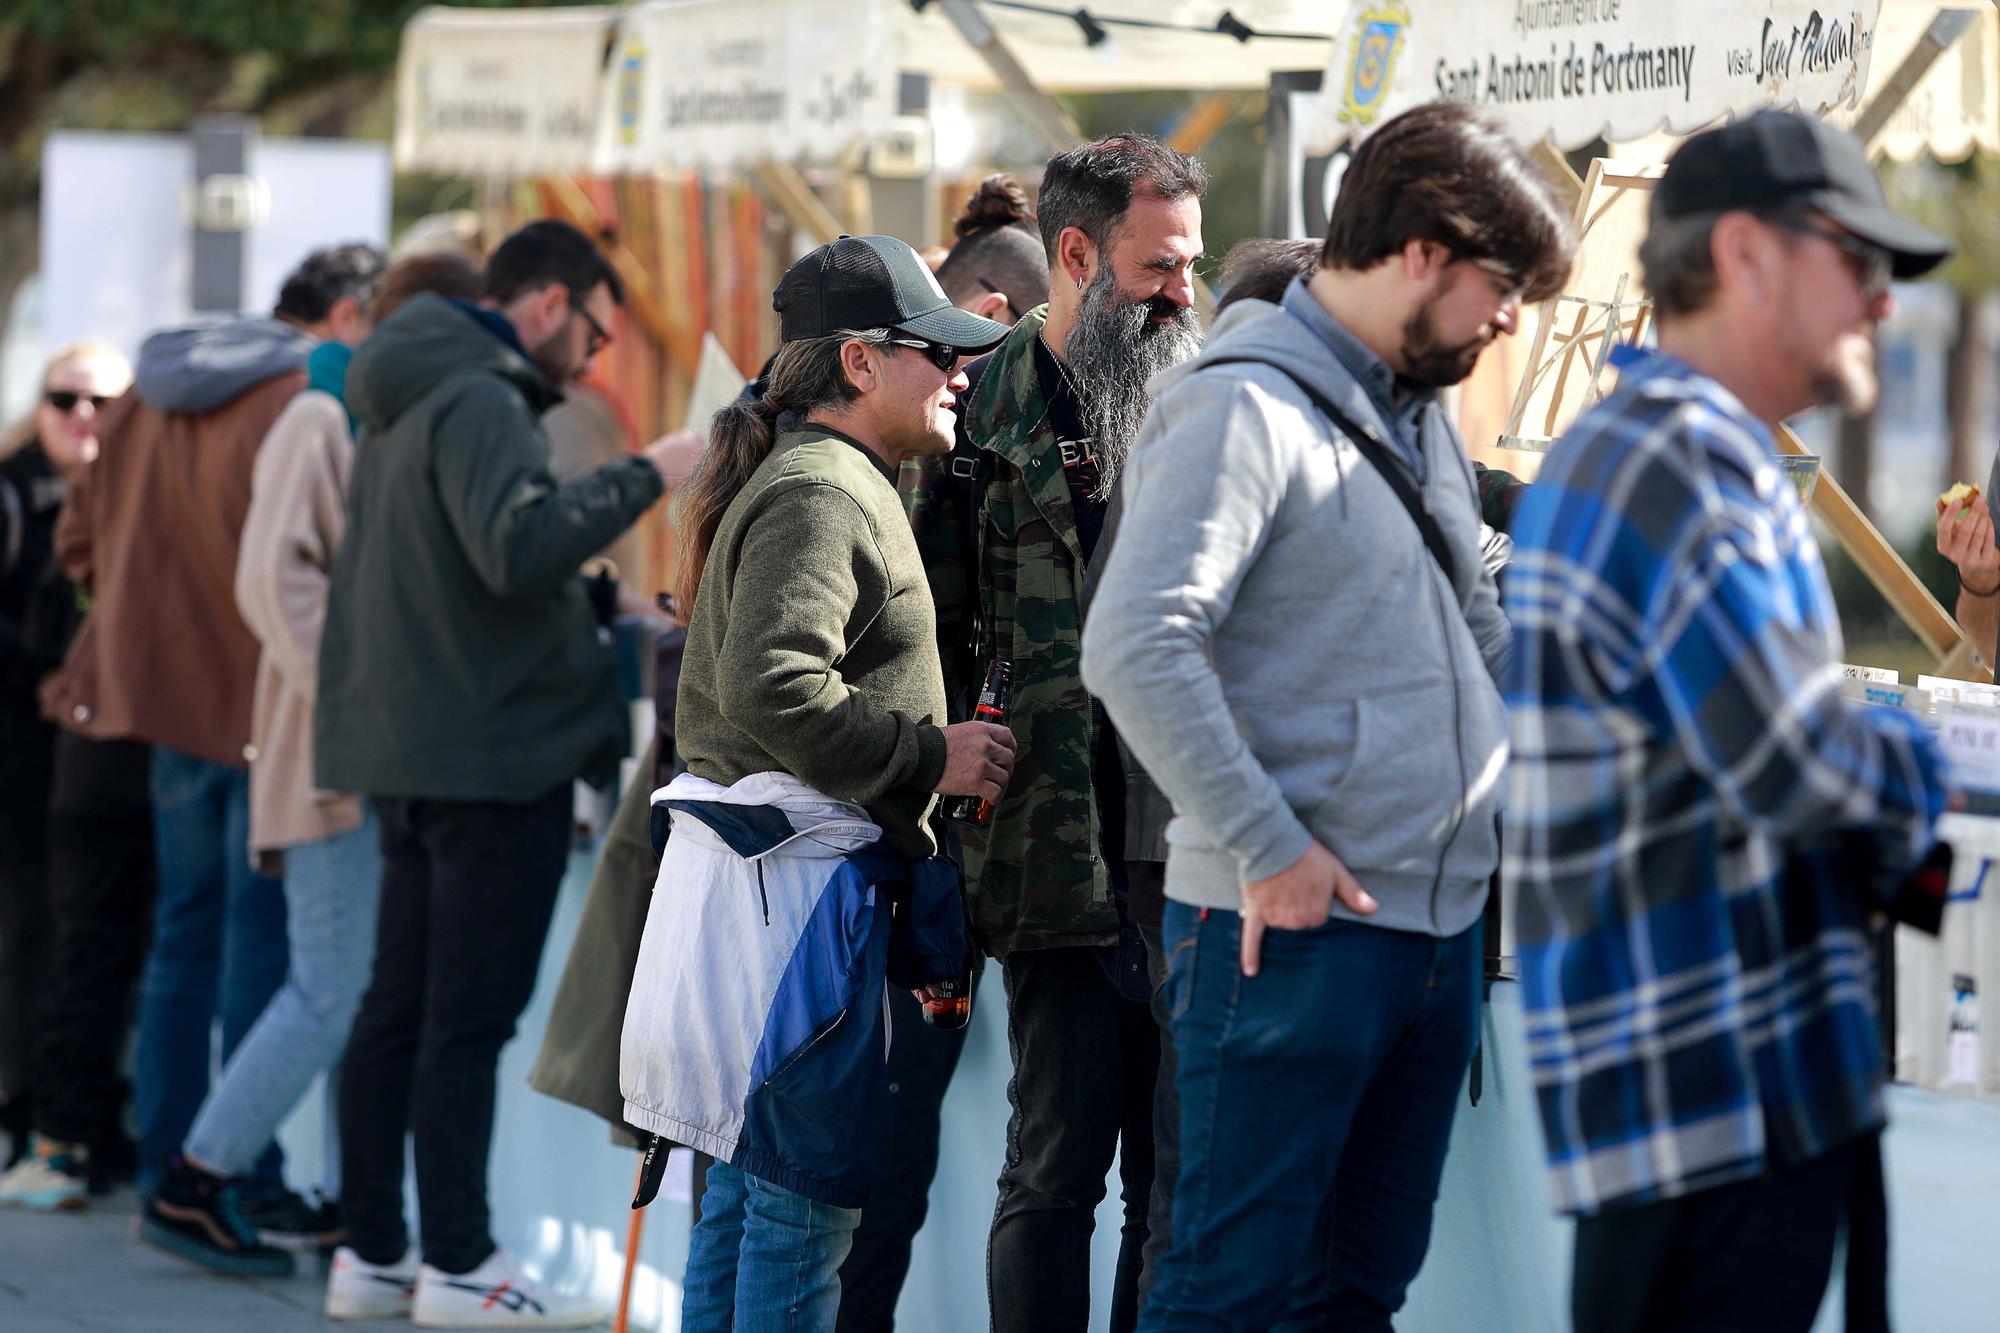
left=886, top=337, right=960, bottom=373
left=44, top=389, right=111, bottom=413
left=571, top=298, right=613, bottom=356
left=979, top=278, right=1025, bottom=321
left=1764, top=213, right=1892, bottom=302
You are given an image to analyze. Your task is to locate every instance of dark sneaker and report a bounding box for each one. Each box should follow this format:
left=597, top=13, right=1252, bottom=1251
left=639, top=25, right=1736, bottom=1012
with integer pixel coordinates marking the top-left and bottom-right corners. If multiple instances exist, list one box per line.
left=139, top=1158, right=296, bottom=1277
left=238, top=1185, right=345, bottom=1252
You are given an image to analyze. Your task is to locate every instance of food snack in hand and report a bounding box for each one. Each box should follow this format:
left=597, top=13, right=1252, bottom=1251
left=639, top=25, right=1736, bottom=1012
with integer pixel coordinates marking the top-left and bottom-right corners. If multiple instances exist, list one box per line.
left=1941, top=482, right=1982, bottom=512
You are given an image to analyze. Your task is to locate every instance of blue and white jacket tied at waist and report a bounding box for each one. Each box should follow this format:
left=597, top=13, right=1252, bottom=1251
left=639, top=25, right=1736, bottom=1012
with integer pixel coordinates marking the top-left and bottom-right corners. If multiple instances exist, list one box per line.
left=620, top=771, right=964, bottom=1208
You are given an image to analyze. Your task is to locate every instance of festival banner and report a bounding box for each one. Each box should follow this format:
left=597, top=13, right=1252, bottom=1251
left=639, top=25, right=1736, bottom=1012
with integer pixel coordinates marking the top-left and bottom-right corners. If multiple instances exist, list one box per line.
left=1310, top=1, right=1885, bottom=151
left=593, top=0, right=898, bottom=174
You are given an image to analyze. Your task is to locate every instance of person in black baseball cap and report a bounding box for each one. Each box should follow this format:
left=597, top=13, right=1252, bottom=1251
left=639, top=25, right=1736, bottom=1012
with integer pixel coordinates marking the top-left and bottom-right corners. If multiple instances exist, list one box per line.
left=773, top=232, right=1015, bottom=353
left=1639, top=107, right=1951, bottom=424
left=646, top=237, right=1016, bottom=1333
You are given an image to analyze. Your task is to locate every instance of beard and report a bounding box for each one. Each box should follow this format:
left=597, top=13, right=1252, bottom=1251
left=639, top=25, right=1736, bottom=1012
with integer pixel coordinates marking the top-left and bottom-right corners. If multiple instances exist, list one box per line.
left=1398, top=292, right=1490, bottom=388
left=1810, top=329, right=1880, bottom=415
left=527, top=329, right=580, bottom=387
left=1062, top=265, right=1203, bottom=498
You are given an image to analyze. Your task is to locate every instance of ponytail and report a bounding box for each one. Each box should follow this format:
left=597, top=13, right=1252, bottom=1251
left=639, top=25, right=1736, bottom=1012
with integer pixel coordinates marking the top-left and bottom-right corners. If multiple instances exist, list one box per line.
left=673, top=396, right=779, bottom=612
left=672, top=328, right=894, bottom=613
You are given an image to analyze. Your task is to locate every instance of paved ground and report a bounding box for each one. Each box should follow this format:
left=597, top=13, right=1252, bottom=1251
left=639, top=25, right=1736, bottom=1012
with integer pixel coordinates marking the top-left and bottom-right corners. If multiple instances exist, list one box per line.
left=0, top=1188, right=410, bottom=1332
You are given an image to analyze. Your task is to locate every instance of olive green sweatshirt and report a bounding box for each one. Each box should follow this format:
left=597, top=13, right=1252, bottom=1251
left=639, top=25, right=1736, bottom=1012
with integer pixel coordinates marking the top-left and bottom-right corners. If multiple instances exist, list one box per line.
left=676, top=422, right=949, bottom=860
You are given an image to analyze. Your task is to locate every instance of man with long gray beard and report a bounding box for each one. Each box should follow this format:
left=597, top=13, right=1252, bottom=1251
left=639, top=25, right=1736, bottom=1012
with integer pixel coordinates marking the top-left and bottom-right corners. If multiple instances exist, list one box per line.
left=919, top=133, right=1205, bottom=1333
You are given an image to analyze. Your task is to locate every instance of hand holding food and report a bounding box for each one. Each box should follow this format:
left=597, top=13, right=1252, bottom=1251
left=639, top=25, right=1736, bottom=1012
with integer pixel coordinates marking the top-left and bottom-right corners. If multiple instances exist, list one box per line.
left=1938, top=482, right=2000, bottom=589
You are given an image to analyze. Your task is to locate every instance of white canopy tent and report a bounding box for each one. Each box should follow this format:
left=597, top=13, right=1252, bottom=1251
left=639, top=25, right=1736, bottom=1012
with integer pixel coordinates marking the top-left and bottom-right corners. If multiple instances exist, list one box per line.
left=395, top=0, right=1346, bottom=177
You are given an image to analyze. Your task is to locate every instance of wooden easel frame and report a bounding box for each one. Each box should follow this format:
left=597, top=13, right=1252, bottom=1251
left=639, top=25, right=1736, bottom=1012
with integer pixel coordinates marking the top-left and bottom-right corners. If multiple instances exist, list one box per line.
left=1508, top=140, right=1990, bottom=681
left=1502, top=159, right=1662, bottom=451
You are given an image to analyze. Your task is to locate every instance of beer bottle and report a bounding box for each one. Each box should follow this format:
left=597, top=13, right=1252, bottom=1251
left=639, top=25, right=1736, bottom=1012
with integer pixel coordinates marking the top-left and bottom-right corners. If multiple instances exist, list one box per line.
left=946, top=660, right=1012, bottom=826
left=920, top=974, right=972, bottom=1030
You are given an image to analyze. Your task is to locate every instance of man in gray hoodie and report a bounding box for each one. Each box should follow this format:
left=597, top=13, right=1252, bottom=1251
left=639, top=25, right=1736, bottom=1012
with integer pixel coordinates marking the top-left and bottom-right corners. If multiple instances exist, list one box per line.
left=1081, top=103, right=1574, bottom=1330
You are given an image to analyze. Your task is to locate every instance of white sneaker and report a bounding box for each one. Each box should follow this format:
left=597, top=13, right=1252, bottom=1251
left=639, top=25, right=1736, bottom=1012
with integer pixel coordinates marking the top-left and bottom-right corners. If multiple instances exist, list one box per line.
left=326, top=1245, right=420, bottom=1320
left=411, top=1249, right=604, bottom=1329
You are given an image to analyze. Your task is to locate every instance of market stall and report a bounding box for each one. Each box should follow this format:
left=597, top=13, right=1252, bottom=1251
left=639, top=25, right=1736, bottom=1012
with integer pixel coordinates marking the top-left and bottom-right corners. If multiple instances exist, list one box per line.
left=381, top=6, right=2000, bottom=1325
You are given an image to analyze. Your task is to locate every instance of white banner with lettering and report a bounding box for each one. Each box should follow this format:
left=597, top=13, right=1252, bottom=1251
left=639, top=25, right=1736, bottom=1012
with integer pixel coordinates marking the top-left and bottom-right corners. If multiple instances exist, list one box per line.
left=394, top=7, right=615, bottom=176
left=592, top=0, right=898, bottom=174
left=1309, top=1, right=1885, bottom=152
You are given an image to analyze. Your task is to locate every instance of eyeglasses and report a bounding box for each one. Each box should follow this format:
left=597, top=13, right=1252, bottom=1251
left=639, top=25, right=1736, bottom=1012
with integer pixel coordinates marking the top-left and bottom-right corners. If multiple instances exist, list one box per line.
left=979, top=278, right=1025, bottom=321
left=571, top=298, right=613, bottom=357
left=1764, top=213, right=1893, bottom=303
left=44, top=390, right=111, bottom=414
left=886, top=337, right=960, bottom=373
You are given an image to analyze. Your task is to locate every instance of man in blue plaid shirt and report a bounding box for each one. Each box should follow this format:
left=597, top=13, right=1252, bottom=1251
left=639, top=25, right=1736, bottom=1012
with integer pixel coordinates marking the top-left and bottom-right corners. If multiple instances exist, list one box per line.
left=1505, top=111, right=1954, bottom=1333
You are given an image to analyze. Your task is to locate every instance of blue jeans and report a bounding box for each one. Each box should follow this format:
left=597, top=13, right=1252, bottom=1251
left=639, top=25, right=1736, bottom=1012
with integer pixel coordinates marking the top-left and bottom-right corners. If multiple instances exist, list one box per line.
left=1140, top=902, right=1481, bottom=1333
left=682, top=1160, right=861, bottom=1333
left=185, top=811, right=381, bottom=1194
left=134, top=748, right=289, bottom=1195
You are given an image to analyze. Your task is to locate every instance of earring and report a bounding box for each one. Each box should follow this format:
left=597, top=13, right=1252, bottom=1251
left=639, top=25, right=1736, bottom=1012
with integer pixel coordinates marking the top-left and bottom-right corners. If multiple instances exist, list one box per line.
left=1076, top=274, right=1084, bottom=292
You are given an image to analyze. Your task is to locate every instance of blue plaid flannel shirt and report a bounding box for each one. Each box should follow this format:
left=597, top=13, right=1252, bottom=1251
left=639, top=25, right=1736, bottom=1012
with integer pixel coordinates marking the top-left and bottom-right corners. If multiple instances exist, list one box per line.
left=1502, top=348, right=1947, bottom=1215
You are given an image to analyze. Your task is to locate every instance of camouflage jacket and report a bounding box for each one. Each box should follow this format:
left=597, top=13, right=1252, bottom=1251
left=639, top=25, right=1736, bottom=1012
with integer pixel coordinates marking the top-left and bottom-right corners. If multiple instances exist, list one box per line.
left=912, top=307, right=1116, bottom=957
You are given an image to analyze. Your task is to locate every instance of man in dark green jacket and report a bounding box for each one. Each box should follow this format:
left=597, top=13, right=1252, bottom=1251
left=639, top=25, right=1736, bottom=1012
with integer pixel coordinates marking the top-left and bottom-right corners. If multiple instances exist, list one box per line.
left=315, top=220, right=680, bottom=1326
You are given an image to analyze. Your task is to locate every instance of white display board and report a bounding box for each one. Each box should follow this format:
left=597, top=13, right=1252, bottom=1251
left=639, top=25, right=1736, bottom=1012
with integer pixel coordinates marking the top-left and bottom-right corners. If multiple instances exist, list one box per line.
left=394, top=6, right=616, bottom=176
left=591, top=0, right=898, bottom=174
left=1311, top=0, right=1884, bottom=152
left=40, top=131, right=390, bottom=364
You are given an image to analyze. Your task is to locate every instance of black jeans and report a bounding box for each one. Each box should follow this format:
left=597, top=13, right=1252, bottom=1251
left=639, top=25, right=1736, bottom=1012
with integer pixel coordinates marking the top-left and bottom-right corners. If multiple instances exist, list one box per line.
left=339, top=787, right=572, bottom=1274
left=1572, top=1133, right=1885, bottom=1333
left=834, top=978, right=978, bottom=1332
left=1131, top=873, right=1176, bottom=1321
left=33, top=733, right=155, bottom=1146
left=0, top=783, right=50, bottom=1112
left=988, top=945, right=1159, bottom=1333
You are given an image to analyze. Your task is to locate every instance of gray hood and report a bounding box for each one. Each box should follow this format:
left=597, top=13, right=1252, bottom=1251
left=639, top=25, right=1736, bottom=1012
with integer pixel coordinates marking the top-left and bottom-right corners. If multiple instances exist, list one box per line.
left=134, top=316, right=315, bottom=415
left=1149, top=295, right=1393, bottom=443
left=347, top=294, right=561, bottom=434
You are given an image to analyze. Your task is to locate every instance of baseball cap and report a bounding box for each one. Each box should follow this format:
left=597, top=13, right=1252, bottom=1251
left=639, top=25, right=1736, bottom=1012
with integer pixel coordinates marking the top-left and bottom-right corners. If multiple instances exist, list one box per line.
left=773, top=234, right=1011, bottom=352
left=1655, top=110, right=1951, bottom=279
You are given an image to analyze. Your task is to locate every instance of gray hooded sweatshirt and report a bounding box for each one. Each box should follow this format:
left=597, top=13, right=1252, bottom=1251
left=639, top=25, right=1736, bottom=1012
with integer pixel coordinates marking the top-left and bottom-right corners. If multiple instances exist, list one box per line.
left=135, top=316, right=314, bottom=414
left=1080, top=286, right=1509, bottom=937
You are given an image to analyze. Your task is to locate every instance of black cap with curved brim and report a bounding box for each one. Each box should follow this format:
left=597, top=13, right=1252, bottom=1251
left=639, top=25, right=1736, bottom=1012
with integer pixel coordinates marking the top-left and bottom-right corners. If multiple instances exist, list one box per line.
left=1655, top=109, right=1952, bottom=279
left=773, top=234, right=1011, bottom=353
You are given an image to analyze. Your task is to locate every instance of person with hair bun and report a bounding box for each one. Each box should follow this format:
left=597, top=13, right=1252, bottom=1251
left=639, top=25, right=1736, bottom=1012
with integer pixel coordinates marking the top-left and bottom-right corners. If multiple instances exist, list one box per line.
left=933, top=172, right=1051, bottom=328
